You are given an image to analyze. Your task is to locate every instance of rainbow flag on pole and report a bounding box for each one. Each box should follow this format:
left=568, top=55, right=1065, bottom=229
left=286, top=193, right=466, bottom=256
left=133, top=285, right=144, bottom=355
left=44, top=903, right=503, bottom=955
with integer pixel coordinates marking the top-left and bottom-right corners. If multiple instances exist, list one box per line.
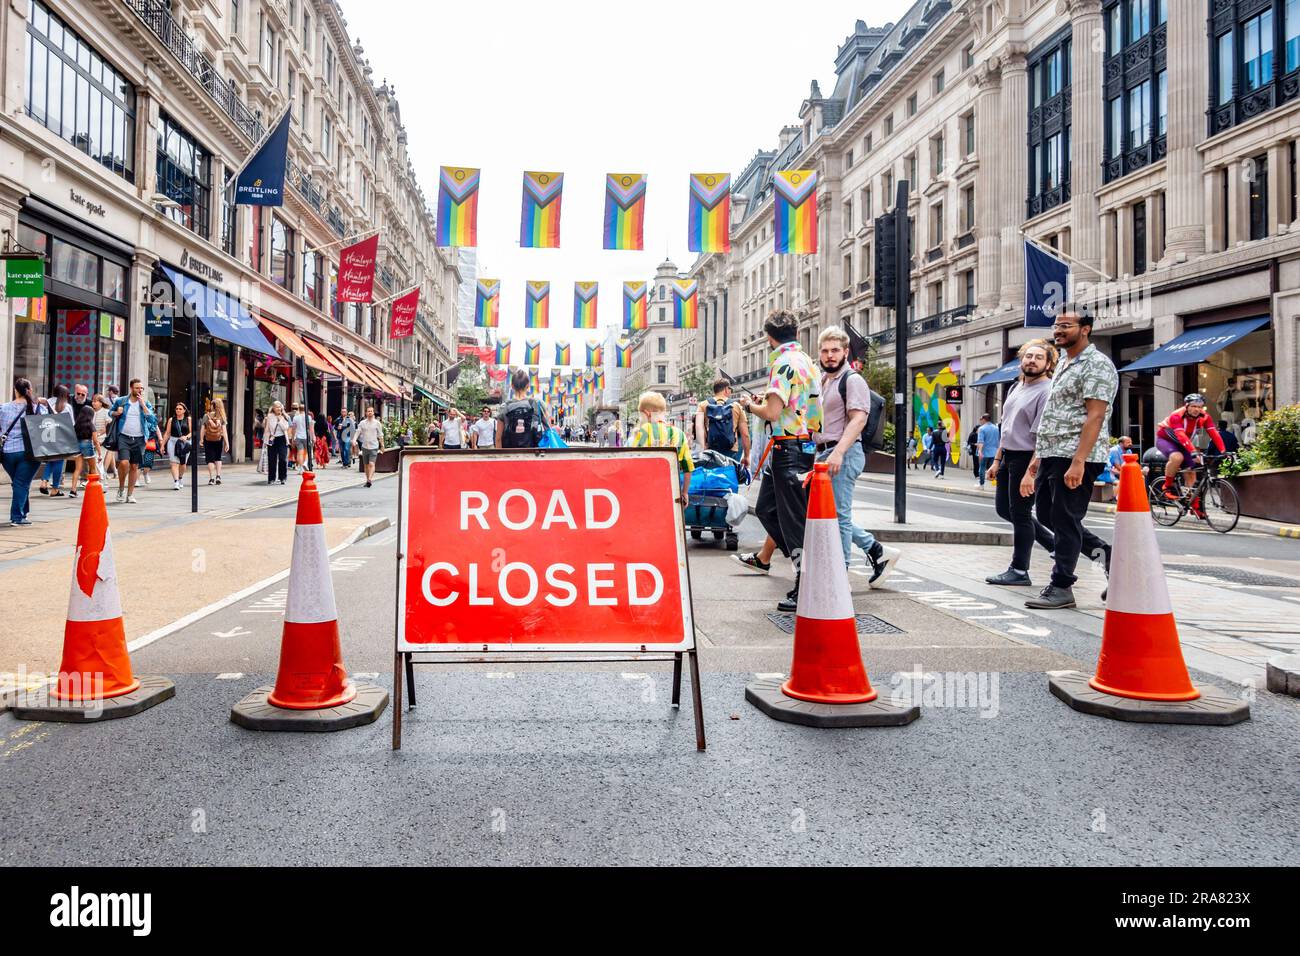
left=474, top=279, right=500, bottom=327
left=585, top=342, right=603, bottom=368
left=436, top=166, right=480, bottom=247
left=572, top=281, right=599, bottom=329
left=528, top=369, right=541, bottom=393
left=615, top=340, right=632, bottom=368
left=520, top=171, right=563, bottom=249
left=554, top=340, right=570, bottom=366
left=622, top=281, right=648, bottom=330
left=595, top=370, right=606, bottom=390
left=549, top=368, right=564, bottom=390
left=773, top=169, right=818, bottom=254
left=672, top=279, right=699, bottom=329
left=524, top=281, right=550, bottom=329
left=524, top=339, right=541, bottom=365
left=688, top=173, right=731, bottom=253
left=603, top=173, right=647, bottom=250
left=494, top=336, right=511, bottom=365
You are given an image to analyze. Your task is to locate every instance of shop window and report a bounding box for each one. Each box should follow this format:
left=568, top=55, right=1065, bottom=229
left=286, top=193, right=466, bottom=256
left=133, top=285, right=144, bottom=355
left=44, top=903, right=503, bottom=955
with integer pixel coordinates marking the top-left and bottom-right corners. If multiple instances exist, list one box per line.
left=51, top=238, right=98, bottom=292
left=24, top=0, right=136, bottom=182
left=101, top=260, right=125, bottom=301
left=157, top=113, right=212, bottom=238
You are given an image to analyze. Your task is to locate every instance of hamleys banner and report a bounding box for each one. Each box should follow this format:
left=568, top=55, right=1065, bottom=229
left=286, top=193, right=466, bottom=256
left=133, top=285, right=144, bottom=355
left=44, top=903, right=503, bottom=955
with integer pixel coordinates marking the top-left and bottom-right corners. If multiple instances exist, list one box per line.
left=389, top=288, right=418, bottom=339
left=337, top=233, right=379, bottom=303
left=396, top=450, right=694, bottom=652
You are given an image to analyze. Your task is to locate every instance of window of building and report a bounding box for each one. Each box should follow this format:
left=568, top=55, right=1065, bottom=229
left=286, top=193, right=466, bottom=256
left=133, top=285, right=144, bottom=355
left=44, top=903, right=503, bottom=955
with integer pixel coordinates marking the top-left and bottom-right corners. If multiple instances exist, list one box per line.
left=156, top=113, right=211, bottom=238
left=861, top=186, right=872, bottom=221
left=302, top=12, right=311, bottom=53
left=931, top=132, right=945, bottom=176
left=963, top=269, right=975, bottom=306
left=658, top=336, right=666, bottom=354
left=325, top=43, right=335, bottom=86
left=1216, top=31, right=1234, bottom=107
left=321, top=111, right=332, bottom=156
left=961, top=185, right=975, bottom=233
left=1157, top=69, right=1167, bottom=135
left=270, top=216, right=294, bottom=289
left=221, top=171, right=238, bottom=257
left=963, top=112, right=976, bottom=156
left=1249, top=152, right=1269, bottom=240
left=24, top=1, right=136, bottom=182
left=906, top=152, right=918, bottom=186
left=263, top=22, right=275, bottom=78
left=864, top=132, right=873, bottom=153
left=929, top=202, right=944, bottom=247
left=1108, top=2, right=1123, bottom=56
left=906, top=93, right=917, bottom=116
left=1211, top=1, right=1297, bottom=133
left=884, top=114, right=894, bottom=136
left=1244, top=9, right=1275, bottom=92
left=845, top=149, right=854, bottom=169
left=842, top=252, right=853, bottom=287
left=930, top=280, right=944, bottom=315
left=230, top=0, right=239, bottom=33
left=1130, top=0, right=1151, bottom=41
left=882, top=169, right=894, bottom=201
left=1027, top=26, right=1073, bottom=214
left=1288, top=0, right=1300, bottom=70
left=1132, top=201, right=1147, bottom=275
left=302, top=250, right=321, bottom=308
left=933, top=69, right=945, bottom=94
left=658, top=307, right=666, bottom=323
left=656, top=365, right=666, bottom=384
left=962, top=43, right=975, bottom=70
left=1128, top=79, right=1152, bottom=146
left=842, top=198, right=853, bottom=235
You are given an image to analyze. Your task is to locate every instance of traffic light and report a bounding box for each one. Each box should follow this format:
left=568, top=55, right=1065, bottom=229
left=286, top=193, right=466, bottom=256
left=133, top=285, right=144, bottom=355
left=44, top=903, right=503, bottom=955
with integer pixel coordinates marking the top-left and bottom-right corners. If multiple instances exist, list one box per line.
left=873, top=211, right=897, bottom=310
left=944, top=385, right=964, bottom=405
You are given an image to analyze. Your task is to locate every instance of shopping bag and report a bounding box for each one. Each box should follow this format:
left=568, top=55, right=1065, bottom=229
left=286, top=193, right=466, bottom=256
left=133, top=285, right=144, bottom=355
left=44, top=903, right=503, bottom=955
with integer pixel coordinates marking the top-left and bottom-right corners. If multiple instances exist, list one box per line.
left=21, top=412, right=79, bottom=462
left=538, top=427, right=568, bottom=449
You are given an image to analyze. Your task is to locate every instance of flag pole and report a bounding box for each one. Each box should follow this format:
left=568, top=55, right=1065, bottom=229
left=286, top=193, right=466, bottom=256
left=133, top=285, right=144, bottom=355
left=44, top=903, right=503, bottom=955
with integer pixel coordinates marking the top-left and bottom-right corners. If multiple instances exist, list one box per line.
left=370, top=285, right=420, bottom=309
left=303, top=228, right=380, bottom=257
left=1020, top=230, right=1113, bottom=281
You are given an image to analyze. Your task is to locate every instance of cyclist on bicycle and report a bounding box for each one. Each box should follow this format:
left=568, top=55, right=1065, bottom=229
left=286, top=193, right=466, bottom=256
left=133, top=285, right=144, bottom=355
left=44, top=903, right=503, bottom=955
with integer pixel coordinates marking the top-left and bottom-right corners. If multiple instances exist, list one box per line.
left=1156, top=393, right=1225, bottom=502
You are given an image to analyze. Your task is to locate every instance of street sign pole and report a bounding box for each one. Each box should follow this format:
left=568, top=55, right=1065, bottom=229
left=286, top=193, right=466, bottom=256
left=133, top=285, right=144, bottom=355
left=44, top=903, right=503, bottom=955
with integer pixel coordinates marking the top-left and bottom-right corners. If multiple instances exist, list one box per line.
left=893, top=180, right=910, bottom=526
left=191, top=310, right=200, bottom=514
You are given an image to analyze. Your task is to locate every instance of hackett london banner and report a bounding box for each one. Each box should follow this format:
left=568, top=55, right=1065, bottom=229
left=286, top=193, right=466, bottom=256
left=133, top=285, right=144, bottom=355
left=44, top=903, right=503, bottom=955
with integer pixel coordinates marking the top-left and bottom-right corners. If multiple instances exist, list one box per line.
left=337, top=234, right=379, bottom=303
left=390, top=288, right=419, bottom=339
left=234, top=109, right=291, bottom=206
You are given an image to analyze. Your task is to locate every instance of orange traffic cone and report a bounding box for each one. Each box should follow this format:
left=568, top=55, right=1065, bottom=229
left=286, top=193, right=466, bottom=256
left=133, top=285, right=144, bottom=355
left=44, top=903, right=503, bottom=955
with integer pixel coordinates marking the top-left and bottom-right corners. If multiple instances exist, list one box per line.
left=1090, top=452, right=1198, bottom=701
left=268, top=470, right=355, bottom=709
left=53, top=471, right=138, bottom=701
left=746, top=463, right=918, bottom=727
left=1048, top=453, right=1249, bottom=724
left=230, top=471, right=387, bottom=731
left=12, top=472, right=174, bottom=722
left=783, top=463, right=876, bottom=704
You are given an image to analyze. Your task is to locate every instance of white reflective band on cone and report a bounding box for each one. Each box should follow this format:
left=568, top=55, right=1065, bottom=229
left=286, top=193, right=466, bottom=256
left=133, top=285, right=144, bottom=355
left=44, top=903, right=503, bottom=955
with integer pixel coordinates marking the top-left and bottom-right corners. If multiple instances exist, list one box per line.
left=1106, top=511, right=1174, bottom=617
left=285, top=524, right=339, bottom=623
left=66, top=530, right=123, bottom=622
left=796, top=517, right=855, bottom=621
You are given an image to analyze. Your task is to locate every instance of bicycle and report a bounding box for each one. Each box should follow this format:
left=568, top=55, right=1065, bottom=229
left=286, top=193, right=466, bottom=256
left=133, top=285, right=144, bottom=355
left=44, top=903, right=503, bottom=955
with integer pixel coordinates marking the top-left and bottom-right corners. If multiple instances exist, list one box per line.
left=1148, top=453, right=1240, bottom=533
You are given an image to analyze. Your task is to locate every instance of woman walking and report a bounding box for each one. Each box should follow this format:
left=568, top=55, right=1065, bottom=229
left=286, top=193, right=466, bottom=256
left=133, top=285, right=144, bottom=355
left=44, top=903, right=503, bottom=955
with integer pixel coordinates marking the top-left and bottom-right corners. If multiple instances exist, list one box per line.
left=38, top=384, right=74, bottom=497
left=200, top=398, right=230, bottom=485
left=262, top=400, right=290, bottom=485
left=2, top=378, right=44, bottom=525
left=69, top=397, right=100, bottom=498
left=985, top=339, right=1059, bottom=587
left=314, top=410, right=331, bottom=468
left=160, top=402, right=193, bottom=490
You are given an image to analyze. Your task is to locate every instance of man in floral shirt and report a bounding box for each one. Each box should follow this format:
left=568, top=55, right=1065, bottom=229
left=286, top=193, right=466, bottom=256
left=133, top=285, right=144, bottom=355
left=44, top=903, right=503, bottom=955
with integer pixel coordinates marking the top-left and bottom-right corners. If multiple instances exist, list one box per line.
left=1021, top=308, right=1118, bottom=609
left=736, top=310, right=822, bottom=612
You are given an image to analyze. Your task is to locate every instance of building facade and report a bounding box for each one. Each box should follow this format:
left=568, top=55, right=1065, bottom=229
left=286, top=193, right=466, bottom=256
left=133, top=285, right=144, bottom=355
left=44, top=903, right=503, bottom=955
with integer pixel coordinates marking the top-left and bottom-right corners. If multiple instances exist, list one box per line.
left=678, top=0, right=1300, bottom=459
left=1, top=0, right=460, bottom=461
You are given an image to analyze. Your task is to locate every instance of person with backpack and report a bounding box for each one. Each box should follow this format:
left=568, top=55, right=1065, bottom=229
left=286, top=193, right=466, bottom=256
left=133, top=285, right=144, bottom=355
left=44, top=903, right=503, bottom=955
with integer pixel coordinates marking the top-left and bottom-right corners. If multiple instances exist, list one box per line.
left=1, top=377, right=44, bottom=525
left=813, top=327, right=900, bottom=585
left=200, top=397, right=230, bottom=485
left=495, top=370, right=549, bottom=449
left=694, top=379, right=750, bottom=466
left=932, top=423, right=950, bottom=477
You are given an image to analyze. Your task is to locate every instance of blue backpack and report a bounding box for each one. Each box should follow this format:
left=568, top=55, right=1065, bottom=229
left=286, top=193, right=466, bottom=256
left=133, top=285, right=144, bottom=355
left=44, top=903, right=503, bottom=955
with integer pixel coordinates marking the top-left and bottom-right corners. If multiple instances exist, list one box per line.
left=704, top=399, right=737, bottom=452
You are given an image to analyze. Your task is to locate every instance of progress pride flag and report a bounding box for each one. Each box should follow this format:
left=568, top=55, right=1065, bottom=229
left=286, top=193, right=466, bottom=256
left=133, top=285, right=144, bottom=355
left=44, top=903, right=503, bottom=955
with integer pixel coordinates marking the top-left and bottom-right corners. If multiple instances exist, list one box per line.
left=390, top=288, right=419, bottom=339
left=337, top=233, right=379, bottom=303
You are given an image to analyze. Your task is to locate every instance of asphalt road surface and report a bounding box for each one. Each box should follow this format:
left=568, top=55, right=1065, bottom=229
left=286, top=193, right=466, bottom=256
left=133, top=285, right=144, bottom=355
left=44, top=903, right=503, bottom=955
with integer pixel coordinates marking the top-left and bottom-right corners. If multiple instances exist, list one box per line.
left=2, top=475, right=1297, bottom=866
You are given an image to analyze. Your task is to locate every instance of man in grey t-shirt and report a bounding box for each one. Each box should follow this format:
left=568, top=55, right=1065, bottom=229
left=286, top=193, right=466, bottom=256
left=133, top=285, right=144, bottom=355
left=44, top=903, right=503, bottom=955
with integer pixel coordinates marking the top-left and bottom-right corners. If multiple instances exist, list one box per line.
left=352, top=405, right=385, bottom=488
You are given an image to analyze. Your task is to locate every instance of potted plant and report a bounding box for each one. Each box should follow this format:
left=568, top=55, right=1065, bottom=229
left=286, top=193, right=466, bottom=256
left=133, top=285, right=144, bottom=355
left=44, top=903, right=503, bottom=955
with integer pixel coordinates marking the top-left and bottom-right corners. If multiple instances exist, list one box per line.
left=1223, top=405, right=1300, bottom=524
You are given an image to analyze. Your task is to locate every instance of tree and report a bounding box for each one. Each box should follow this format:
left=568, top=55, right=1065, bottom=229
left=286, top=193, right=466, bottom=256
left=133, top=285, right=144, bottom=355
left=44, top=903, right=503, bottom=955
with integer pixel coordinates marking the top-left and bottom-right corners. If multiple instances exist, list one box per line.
left=452, top=356, right=489, bottom=411
left=679, top=362, right=717, bottom=404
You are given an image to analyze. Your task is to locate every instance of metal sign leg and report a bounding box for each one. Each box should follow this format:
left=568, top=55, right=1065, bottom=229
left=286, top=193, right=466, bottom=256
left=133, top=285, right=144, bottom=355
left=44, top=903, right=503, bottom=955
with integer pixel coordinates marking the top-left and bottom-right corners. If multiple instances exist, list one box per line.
left=671, top=653, right=683, bottom=708
left=405, top=653, right=417, bottom=708
left=391, top=651, right=404, bottom=751
left=688, top=650, right=706, bottom=751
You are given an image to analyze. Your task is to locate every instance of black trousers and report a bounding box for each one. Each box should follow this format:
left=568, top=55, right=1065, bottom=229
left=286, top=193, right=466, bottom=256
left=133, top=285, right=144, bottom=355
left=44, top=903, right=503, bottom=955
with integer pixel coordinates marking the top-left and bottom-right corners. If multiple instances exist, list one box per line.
left=1034, top=456, right=1107, bottom=589
left=755, top=441, right=814, bottom=572
left=995, top=449, right=1056, bottom=572
left=267, top=436, right=288, bottom=483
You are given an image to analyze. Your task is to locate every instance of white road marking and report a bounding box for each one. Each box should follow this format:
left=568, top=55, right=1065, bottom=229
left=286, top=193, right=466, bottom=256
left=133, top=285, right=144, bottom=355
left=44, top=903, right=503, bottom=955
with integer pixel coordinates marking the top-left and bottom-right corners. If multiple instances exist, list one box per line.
left=1007, top=623, right=1052, bottom=637
left=215, top=673, right=244, bottom=680
left=212, top=626, right=252, bottom=638
left=754, top=672, right=785, bottom=680
left=486, top=672, right=516, bottom=679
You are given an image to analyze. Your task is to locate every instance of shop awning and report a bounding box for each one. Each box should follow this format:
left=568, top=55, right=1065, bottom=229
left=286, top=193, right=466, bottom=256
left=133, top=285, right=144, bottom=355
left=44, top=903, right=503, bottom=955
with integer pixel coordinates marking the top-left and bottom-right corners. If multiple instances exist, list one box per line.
left=414, top=385, right=443, bottom=407
left=161, top=265, right=276, bottom=356
left=972, top=359, right=1022, bottom=387
left=1118, top=316, right=1271, bottom=373
left=328, top=348, right=391, bottom=396
left=257, top=316, right=336, bottom=375
left=298, top=338, right=352, bottom=378
left=376, top=370, right=406, bottom=397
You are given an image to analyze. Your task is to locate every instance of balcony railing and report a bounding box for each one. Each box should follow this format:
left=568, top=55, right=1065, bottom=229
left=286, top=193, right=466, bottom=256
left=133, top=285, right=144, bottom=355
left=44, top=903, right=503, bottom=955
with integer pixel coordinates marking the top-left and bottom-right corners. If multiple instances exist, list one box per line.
left=286, top=158, right=323, bottom=212
left=858, top=280, right=871, bottom=293
left=126, top=0, right=264, bottom=143
left=325, top=206, right=345, bottom=237
left=378, top=266, right=396, bottom=292
left=865, top=303, right=975, bottom=347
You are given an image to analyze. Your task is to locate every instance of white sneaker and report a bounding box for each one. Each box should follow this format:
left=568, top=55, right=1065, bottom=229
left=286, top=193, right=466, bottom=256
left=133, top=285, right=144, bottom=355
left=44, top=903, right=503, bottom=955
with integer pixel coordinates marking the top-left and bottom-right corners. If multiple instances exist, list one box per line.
left=116, top=488, right=124, bottom=503
left=866, top=544, right=902, bottom=588
left=143, top=474, right=151, bottom=485
left=126, top=494, right=138, bottom=504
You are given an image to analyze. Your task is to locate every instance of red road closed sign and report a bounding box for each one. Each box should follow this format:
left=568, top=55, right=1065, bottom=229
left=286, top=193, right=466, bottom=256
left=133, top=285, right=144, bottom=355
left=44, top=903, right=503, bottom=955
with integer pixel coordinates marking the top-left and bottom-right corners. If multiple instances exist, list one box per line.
left=396, top=449, right=694, bottom=653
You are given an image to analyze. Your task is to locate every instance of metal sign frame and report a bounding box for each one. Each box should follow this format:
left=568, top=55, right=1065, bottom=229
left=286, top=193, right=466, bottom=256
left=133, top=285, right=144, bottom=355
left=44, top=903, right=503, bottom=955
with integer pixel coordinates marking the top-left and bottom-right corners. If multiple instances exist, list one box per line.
left=391, top=446, right=705, bottom=751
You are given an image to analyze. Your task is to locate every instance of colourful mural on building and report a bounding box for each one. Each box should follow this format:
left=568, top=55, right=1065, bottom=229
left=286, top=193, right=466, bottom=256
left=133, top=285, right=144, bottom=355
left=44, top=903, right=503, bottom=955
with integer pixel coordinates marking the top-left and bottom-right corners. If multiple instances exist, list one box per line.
left=913, top=366, right=961, bottom=463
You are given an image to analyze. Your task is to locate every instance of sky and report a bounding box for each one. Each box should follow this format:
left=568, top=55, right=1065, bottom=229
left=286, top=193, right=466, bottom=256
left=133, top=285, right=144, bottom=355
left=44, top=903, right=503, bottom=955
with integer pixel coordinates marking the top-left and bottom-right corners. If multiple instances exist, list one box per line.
left=340, top=0, right=915, bottom=366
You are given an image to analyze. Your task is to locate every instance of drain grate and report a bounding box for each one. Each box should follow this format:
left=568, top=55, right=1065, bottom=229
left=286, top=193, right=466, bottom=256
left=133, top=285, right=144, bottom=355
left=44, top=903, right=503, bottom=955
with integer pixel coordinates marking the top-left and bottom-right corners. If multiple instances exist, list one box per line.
left=766, top=612, right=903, bottom=635
left=1164, top=565, right=1300, bottom=588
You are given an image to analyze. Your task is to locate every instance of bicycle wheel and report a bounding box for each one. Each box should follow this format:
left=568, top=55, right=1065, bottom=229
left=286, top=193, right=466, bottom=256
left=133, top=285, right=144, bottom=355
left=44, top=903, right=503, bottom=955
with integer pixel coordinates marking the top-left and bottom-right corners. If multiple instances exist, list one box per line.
left=1149, top=476, right=1182, bottom=527
left=1202, top=478, right=1240, bottom=533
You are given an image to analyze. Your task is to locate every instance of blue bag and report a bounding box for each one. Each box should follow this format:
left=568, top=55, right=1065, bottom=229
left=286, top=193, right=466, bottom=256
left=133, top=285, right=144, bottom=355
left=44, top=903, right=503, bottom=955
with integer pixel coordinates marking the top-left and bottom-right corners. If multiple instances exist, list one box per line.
left=538, top=427, right=567, bottom=449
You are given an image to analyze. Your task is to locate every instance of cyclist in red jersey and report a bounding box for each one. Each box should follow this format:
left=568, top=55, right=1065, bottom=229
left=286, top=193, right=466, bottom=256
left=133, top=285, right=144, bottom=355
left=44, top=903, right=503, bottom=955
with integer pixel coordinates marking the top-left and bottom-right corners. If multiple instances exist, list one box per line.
left=1156, top=393, right=1225, bottom=501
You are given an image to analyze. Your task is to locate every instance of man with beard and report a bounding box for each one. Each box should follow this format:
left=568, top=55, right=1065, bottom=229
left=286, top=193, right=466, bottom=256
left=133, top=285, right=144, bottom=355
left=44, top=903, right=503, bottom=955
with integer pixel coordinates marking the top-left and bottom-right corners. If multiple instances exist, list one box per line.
left=1020, top=308, right=1117, bottom=609
left=985, top=339, right=1058, bottom=587
left=813, top=326, right=900, bottom=586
